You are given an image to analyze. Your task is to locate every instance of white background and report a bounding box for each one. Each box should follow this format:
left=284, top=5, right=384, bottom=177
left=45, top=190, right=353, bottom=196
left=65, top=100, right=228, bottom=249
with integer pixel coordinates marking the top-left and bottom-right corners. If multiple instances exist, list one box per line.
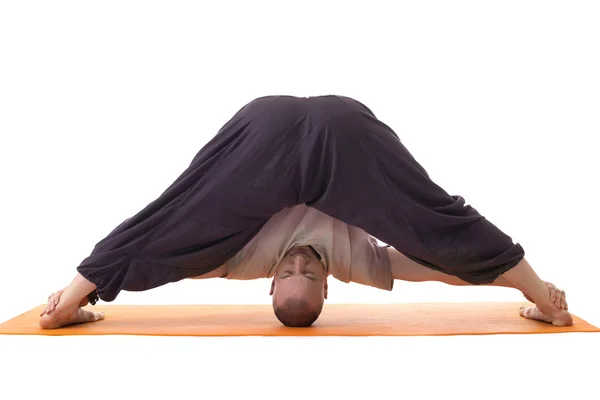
left=1, top=1, right=598, bottom=399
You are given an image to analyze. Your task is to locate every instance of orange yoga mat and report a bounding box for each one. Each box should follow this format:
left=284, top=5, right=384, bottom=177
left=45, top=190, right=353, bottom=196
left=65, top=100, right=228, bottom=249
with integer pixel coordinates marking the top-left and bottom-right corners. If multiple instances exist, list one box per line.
left=1, top=302, right=598, bottom=337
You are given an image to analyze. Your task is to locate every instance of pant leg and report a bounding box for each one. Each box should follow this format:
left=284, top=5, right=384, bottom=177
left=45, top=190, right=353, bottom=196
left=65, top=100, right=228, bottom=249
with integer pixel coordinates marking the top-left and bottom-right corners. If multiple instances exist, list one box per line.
left=304, top=96, right=525, bottom=284
left=77, top=96, right=312, bottom=302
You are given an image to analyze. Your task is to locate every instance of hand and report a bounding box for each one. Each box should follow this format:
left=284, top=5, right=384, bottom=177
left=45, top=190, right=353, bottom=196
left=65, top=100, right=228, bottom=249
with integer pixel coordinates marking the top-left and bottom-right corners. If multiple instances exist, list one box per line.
left=40, top=288, right=89, bottom=316
left=523, top=281, right=568, bottom=310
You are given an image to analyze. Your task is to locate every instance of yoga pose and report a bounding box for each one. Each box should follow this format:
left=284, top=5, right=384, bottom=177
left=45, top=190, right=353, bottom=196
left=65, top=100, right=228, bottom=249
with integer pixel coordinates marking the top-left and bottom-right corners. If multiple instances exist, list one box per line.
left=39, top=95, right=573, bottom=329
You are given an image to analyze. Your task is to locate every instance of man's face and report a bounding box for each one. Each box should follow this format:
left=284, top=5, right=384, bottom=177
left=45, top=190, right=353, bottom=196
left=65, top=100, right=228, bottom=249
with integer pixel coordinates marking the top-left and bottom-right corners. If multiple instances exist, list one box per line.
left=270, top=245, right=328, bottom=310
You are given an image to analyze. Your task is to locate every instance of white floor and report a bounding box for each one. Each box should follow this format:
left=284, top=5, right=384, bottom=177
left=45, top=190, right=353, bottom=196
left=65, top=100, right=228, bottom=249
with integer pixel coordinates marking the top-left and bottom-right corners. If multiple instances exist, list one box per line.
left=2, top=291, right=598, bottom=400
left=1, top=331, right=598, bottom=400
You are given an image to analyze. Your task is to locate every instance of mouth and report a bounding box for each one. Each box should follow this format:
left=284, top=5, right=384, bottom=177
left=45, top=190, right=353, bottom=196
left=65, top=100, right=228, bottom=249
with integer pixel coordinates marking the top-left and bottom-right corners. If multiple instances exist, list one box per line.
left=288, top=246, right=314, bottom=258
left=288, top=249, right=309, bottom=257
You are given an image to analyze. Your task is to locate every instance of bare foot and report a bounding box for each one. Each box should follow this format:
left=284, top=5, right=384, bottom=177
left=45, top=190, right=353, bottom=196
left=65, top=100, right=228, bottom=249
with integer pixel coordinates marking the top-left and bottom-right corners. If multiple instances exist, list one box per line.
left=40, top=307, right=105, bottom=330
left=502, top=259, right=573, bottom=326
left=520, top=280, right=572, bottom=326
left=39, top=289, right=104, bottom=330
left=519, top=305, right=573, bottom=327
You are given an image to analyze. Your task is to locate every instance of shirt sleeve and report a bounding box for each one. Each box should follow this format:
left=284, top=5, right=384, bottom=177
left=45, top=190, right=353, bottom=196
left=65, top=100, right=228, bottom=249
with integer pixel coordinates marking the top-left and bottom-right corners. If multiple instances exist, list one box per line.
left=347, top=227, right=394, bottom=291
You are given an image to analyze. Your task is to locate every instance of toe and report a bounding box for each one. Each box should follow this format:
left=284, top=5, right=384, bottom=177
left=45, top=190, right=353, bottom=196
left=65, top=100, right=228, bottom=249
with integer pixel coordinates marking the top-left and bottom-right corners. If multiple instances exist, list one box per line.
left=77, top=309, right=105, bottom=323
left=519, top=306, right=554, bottom=324
left=519, top=306, right=532, bottom=317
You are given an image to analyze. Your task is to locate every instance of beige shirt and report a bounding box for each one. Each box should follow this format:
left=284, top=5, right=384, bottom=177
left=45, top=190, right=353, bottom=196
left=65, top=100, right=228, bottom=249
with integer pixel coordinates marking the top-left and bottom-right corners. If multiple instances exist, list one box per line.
left=222, top=204, right=393, bottom=290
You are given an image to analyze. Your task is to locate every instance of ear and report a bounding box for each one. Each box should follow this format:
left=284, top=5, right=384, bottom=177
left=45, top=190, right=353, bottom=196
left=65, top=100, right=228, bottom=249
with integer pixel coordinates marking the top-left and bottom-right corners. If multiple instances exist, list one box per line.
left=324, top=280, right=328, bottom=300
left=269, top=279, right=275, bottom=296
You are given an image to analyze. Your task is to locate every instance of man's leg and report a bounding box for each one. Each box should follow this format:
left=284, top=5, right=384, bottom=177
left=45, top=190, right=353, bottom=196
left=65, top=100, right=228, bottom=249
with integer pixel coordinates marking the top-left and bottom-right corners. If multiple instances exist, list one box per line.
left=39, top=96, right=310, bottom=328
left=304, top=96, right=573, bottom=325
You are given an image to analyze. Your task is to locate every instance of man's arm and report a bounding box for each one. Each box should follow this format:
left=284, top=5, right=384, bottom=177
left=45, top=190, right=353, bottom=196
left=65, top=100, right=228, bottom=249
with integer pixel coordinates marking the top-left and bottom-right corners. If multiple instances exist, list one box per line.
left=387, top=247, right=513, bottom=287
left=388, top=247, right=569, bottom=309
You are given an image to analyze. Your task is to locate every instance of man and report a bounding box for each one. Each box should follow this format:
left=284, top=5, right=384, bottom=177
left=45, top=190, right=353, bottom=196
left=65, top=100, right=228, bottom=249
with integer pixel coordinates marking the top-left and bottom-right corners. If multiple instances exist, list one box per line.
left=39, top=95, right=573, bottom=329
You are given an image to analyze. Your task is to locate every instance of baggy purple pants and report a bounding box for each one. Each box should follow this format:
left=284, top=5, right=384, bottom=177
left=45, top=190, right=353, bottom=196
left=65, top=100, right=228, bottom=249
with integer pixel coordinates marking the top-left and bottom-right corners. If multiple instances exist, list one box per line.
left=77, top=95, right=524, bottom=303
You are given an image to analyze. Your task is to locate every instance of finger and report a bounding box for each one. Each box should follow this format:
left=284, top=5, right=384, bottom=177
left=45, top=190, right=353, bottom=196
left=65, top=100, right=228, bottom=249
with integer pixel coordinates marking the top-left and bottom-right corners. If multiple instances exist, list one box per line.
left=550, top=288, right=556, bottom=303
left=49, top=297, right=56, bottom=313
left=555, top=290, right=563, bottom=309
left=561, top=292, right=567, bottom=310
left=45, top=299, right=54, bottom=314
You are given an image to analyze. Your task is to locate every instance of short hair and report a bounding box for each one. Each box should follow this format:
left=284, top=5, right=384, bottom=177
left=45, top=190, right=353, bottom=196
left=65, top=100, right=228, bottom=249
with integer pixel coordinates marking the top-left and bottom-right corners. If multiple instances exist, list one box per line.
left=274, top=297, right=323, bottom=327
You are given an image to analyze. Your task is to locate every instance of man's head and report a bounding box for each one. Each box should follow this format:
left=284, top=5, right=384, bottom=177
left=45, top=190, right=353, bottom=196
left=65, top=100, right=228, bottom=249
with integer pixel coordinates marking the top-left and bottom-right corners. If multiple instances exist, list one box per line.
left=269, top=245, right=328, bottom=327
